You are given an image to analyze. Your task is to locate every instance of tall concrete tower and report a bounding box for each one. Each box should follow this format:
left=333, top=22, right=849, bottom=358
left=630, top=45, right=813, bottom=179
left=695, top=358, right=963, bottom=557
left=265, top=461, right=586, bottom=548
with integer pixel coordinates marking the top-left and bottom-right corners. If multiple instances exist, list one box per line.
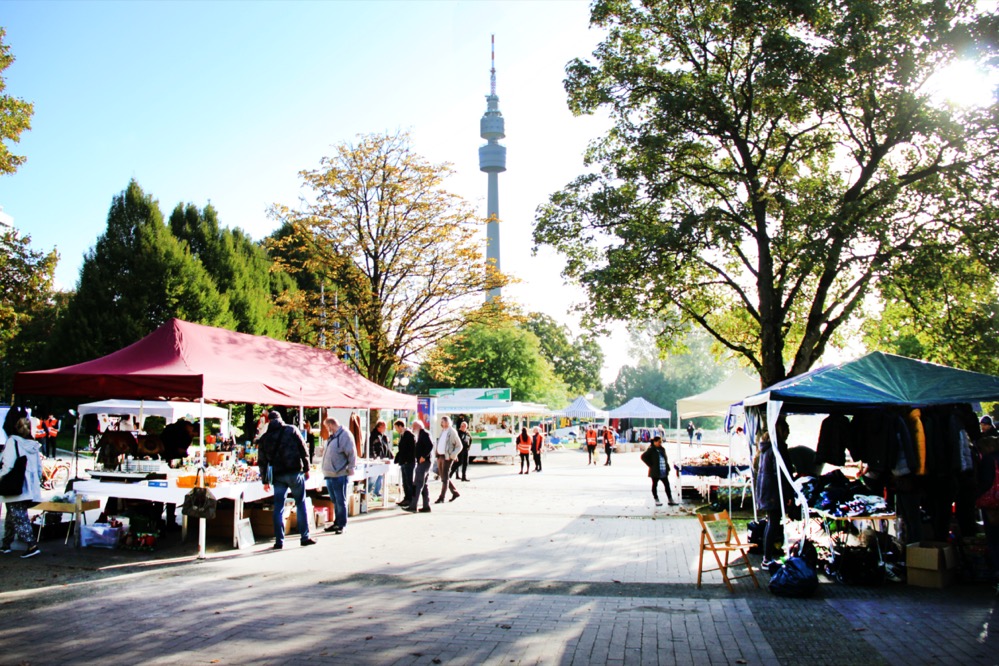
left=479, top=34, right=506, bottom=303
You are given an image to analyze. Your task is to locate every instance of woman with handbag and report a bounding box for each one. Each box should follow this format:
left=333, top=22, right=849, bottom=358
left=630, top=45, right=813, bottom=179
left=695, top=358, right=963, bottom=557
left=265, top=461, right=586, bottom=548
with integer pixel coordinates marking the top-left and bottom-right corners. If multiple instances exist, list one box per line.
left=975, top=435, right=999, bottom=588
left=0, top=417, right=43, bottom=558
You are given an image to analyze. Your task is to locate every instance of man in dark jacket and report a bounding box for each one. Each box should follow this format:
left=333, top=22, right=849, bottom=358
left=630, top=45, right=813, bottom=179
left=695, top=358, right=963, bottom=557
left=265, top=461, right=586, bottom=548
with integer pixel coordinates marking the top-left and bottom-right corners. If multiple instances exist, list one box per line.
left=393, top=419, right=416, bottom=507
left=755, top=419, right=793, bottom=566
left=402, top=420, right=434, bottom=513
left=450, top=420, right=472, bottom=482
left=641, top=436, right=678, bottom=506
left=259, top=411, right=315, bottom=549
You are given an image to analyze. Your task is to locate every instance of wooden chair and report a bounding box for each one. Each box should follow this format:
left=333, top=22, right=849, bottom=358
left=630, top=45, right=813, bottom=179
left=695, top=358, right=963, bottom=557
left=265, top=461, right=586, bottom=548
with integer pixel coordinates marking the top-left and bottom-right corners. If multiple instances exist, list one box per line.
left=696, top=510, right=760, bottom=592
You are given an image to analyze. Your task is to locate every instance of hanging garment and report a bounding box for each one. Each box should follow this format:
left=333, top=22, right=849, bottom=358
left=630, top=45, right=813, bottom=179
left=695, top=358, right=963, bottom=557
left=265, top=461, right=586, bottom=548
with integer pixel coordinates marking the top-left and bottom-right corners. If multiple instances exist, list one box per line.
left=816, top=414, right=851, bottom=466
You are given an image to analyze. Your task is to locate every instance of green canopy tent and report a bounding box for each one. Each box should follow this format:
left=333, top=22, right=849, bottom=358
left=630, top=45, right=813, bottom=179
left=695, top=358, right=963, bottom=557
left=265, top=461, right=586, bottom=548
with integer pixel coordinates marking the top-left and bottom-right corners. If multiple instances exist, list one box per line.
left=740, top=352, right=999, bottom=537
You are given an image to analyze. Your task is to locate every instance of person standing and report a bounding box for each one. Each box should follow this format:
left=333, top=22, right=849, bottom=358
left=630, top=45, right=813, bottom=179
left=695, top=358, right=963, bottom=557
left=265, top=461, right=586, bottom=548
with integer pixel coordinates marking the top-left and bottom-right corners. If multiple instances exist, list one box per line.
left=585, top=425, right=598, bottom=465
left=434, top=416, right=462, bottom=504
left=695, top=427, right=703, bottom=443
left=755, top=419, right=793, bottom=567
left=35, top=414, right=59, bottom=458
left=321, top=416, right=357, bottom=536
left=0, top=418, right=43, bottom=558
left=641, top=436, right=678, bottom=507
left=531, top=426, right=544, bottom=472
left=368, top=419, right=390, bottom=499
left=403, top=420, right=434, bottom=513
left=516, top=427, right=532, bottom=474
left=258, top=411, right=316, bottom=549
left=603, top=426, right=615, bottom=466
left=450, top=421, right=471, bottom=482
left=686, top=422, right=695, bottom=445
left=303, top=421, right=316, bottom=464
left=393, top=419, right=416, bottom=506
left=976, top=435, right=999, bottom=590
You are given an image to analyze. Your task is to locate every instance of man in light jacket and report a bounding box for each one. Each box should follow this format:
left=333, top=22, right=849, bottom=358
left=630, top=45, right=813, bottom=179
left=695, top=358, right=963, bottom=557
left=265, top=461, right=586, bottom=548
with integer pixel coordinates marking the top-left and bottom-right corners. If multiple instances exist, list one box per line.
left=434, top=415, right=462, bottom=504
left=322, top=416, right=356, bottom=535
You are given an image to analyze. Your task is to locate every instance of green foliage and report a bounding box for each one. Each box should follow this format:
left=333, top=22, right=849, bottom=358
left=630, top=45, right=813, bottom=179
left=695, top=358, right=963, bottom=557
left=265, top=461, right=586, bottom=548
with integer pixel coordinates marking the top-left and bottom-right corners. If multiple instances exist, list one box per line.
left=0, top=28, right=33, bottom=176
left=862, top=244, right=999, bottom=375
left=169, top=203, right=295, bottom=338
left=270, top=132, right=508, bottom=387
left=46, top=180, right=234, bottom=366
left=605, top=324, right=733, bottom=423
left=535, top=0, right=999, bottom=387
left=523, top=312, right=603, bottom=395
left=0, top=224, right=59, bottom=401
left=413, top=321, right=567, bottom=406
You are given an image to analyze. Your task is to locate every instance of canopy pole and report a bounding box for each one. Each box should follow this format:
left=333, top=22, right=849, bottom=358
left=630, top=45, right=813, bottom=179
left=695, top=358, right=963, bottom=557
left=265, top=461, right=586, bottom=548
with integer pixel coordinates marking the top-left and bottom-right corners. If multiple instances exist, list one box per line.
left=197, top=397, right=207, bottom=560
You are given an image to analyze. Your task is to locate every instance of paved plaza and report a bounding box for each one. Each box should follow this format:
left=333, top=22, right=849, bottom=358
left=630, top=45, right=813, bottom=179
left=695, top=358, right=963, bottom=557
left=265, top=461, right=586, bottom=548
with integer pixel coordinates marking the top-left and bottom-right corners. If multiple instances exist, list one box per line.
left=0, top=449, right=996, bottom=665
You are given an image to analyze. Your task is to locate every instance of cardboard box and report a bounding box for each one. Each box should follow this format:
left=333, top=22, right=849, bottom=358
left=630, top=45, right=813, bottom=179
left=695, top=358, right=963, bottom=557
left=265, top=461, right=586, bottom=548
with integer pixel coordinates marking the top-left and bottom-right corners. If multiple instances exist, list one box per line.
left=907, top=541, right=958, bottom=588
left=248, top=507, right=293, bottom=538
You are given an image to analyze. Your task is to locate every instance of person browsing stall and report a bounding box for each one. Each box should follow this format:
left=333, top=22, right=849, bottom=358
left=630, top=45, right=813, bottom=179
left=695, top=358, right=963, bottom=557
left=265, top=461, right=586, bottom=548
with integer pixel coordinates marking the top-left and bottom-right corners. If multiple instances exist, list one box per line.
left=258, top=411, right=316, bottom=549
left=321, top=416, right=356, bottom=535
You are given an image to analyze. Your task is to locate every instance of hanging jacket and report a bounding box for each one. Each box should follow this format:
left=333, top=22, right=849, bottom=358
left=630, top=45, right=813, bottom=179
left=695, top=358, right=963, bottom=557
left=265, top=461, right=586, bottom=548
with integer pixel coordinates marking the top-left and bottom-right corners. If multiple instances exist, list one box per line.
left=816, top=414, right=850, bottom=466
left=905, top=409, right=927, bottom=475
left=755, top=436, right=792, bottom=512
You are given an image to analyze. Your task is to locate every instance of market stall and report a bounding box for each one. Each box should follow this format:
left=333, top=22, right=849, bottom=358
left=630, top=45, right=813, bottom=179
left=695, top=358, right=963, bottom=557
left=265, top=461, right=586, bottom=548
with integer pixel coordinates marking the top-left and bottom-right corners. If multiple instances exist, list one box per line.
left=741, top=352, right=999, bottom=576
left=676, top=371, right=760, bottom=509
left=430, top=389, right=551, bottom=459
left=14, top=318, right=416, bottom=557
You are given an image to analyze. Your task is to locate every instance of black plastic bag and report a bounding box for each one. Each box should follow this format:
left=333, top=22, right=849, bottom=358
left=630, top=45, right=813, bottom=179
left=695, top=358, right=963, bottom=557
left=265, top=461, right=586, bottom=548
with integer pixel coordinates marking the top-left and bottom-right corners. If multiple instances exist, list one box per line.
left=768, top=556, right=819, bottom=598
left=789, top=537, right=819, bottom=570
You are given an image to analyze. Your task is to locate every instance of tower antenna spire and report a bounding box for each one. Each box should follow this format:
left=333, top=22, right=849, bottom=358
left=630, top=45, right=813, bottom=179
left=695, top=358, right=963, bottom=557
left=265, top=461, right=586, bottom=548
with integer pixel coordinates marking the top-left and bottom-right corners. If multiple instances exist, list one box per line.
left=490, top=34, right=496, bottom=96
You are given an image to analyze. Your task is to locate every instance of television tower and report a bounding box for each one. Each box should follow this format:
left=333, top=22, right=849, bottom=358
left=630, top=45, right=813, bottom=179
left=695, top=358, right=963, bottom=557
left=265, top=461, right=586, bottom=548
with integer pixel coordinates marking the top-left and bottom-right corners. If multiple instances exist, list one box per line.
left=479, top=34, right=506, bottom=303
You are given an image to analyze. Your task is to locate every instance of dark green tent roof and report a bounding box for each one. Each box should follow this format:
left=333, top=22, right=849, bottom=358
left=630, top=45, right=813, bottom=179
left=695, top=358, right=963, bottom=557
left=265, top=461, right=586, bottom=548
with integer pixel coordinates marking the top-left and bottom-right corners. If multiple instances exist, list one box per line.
left=742, top=352, right=999, bottom=411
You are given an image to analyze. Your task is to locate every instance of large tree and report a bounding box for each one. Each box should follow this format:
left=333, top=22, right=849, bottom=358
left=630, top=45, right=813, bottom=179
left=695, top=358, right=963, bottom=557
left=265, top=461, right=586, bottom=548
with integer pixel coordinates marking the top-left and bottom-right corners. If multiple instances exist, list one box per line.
left=46, top=180, right=234, bottom=366
left=0, top=224, right=58, bottom=400
left=535, top=0, right=999, bottom=388
left=169, top=202, right=297, bottom=339
left=0, top=27, right=33, bottom=176
left=411, top=321, right=567, bottom=406
left=523, top=312, right=604, bottom=395
left=271, top=132, right=507, bottom=387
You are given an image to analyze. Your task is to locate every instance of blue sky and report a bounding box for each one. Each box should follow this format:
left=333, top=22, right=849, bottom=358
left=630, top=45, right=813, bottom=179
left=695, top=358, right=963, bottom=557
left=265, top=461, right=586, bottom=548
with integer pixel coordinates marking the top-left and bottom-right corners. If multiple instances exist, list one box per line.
left=1, top=0, right=631, bottom=382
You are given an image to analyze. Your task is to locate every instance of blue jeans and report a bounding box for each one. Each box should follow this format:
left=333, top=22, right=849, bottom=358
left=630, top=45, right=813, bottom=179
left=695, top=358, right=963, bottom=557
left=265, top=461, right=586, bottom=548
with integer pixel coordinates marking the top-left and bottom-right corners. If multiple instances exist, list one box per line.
left=326, top=475, right=350, bottom=530
left=272, top=472, right=309, bottom=544
left=368, top=475, right=383, bottom=498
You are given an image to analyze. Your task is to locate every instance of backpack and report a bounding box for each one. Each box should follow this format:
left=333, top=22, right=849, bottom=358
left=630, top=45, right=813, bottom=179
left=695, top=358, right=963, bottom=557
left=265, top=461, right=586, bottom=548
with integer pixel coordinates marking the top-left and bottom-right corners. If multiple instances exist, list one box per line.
left=270, top=425, right=304, bottom=474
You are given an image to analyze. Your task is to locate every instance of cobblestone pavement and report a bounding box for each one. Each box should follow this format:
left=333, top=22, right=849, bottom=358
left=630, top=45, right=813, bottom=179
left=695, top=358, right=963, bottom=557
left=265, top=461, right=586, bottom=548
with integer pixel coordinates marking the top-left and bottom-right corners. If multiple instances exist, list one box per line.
left=1, top=450, right=996, bottom=665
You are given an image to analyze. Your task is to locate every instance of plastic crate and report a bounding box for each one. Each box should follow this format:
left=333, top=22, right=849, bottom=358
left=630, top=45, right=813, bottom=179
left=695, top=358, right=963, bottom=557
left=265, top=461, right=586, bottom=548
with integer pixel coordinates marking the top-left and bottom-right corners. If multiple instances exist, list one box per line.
left=80, top=524, right=121, bottom=549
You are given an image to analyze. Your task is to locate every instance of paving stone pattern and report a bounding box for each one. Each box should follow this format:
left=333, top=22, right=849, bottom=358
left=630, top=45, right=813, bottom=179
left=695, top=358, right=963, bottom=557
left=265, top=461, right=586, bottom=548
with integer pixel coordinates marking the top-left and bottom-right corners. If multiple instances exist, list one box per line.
left=0, top=450, right=996, bottom=665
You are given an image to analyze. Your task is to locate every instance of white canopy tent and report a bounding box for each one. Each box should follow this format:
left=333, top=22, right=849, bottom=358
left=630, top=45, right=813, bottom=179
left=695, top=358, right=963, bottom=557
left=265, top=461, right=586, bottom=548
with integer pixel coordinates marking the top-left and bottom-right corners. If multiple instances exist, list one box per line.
left=78, top=399, right=229, bottom=422
left=608, top=397, right=672, bottom=420
left=676, top=370, right=759, bottom=420
left=676, top=370, right=760, bottom=516
left=557, top=396, right=608, bottom=420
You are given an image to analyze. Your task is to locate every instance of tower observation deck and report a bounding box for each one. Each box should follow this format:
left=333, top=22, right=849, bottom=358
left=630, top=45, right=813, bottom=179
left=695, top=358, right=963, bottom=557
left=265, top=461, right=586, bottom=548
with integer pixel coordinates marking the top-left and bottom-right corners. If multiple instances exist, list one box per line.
left=479, top=34, right=506, bottom=303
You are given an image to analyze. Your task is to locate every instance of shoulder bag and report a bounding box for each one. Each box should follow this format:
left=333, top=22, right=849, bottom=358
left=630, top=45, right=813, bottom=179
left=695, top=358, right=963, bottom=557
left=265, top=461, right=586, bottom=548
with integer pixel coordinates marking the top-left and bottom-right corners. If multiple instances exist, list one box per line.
left=0, top=440, right=27, bottom=496
left=181, top=468, right=218, bottom=520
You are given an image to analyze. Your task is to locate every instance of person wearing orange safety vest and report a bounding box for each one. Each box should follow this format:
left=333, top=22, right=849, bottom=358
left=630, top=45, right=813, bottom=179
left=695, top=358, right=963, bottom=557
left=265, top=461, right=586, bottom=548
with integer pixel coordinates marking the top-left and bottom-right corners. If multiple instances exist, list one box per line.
left=602, top=426, right=616, bottom=466
left=516, top=427, right=532, bottom=475
left=531, top=427, right=545, bottom=473
left=585, top=425, right=598, bottom=465
left=34, top=414, right=59, bottom=458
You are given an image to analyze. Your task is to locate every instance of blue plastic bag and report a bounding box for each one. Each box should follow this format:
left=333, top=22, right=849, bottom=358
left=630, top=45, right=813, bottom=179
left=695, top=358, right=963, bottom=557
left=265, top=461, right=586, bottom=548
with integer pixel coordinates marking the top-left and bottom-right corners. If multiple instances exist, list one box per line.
left=768, top=556, right=819, bottom=598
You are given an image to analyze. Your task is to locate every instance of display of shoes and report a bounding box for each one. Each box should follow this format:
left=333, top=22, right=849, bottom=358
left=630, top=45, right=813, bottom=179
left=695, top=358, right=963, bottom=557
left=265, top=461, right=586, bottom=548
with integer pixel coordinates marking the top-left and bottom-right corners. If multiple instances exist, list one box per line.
left=301, top=538, right=317, bottom=547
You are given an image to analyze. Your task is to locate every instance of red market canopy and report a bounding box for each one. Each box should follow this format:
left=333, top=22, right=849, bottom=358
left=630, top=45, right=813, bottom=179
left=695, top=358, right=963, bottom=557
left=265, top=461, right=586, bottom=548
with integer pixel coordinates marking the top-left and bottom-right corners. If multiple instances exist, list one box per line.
left=14, top=318, right=416, bottom=410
